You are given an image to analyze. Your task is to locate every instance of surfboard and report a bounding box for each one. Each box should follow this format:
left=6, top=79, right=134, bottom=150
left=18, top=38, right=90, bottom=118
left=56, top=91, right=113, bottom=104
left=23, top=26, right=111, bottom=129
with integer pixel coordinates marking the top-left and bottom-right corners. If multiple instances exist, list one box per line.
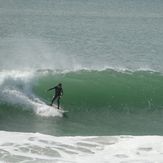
left=51, top=104, right=68, bottom=113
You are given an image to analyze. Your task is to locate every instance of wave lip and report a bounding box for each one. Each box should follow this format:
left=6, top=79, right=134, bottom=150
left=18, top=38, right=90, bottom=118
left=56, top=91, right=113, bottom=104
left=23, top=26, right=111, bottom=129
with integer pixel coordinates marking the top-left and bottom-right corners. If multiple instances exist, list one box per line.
left=0, top=131, right=163, bottom=163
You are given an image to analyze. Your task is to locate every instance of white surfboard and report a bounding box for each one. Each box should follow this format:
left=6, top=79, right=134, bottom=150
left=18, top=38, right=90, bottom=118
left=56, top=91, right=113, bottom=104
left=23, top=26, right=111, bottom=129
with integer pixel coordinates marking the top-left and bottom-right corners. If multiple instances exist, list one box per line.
left=51, top=104, right=68, bottom=113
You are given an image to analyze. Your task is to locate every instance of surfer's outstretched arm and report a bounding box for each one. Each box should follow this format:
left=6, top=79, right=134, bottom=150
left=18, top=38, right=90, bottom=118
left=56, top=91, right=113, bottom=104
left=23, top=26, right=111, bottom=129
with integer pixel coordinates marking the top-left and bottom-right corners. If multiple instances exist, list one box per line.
left=47, top=87, right=56, bottom=91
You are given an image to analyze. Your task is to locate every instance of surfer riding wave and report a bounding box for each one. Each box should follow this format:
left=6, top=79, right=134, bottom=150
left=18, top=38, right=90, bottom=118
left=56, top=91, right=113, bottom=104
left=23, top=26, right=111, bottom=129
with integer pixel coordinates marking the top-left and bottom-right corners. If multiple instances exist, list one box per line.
left=47, top=83, right=63, bottom=109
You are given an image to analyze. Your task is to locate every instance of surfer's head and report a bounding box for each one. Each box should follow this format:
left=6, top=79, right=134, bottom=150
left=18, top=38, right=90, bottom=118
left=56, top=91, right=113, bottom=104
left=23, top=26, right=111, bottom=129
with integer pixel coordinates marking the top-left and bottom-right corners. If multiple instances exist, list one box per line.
left=58, top=83, right=62, bottom=87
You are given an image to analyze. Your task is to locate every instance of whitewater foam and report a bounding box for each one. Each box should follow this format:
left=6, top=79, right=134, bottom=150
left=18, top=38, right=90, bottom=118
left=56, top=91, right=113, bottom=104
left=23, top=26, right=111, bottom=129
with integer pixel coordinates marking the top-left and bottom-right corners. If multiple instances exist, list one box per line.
left=1, top=89, right=62, bottom=117
left=0, top=131, right=163, bottom=163
left=0, top=70, right=63, bottom=117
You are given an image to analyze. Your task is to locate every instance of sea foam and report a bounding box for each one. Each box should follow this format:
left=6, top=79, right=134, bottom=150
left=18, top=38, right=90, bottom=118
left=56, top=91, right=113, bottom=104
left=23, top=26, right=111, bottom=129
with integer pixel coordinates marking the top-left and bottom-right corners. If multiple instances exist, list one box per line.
left=0, top=131, right=163, bottom=163
left=0, top=70, right=62, bottom=117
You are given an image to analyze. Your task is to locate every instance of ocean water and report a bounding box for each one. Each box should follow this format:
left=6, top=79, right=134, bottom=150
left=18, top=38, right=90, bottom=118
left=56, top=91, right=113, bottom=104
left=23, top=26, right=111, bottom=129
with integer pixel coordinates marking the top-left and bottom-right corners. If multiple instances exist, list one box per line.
left=0, top=0, right=163, bottom=162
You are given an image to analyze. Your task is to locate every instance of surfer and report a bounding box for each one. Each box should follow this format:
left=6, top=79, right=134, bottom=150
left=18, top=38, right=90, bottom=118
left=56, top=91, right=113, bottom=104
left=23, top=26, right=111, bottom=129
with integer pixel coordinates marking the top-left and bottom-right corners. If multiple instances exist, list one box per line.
left=47, top=83, right=63, bottom=109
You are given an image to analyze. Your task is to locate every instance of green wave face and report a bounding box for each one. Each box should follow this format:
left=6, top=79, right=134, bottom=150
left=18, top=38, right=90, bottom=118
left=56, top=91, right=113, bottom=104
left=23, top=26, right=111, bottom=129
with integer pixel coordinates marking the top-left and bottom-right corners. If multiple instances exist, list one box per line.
left=34, top=70, right=163, bottom=111
left=1, top=69, right=163, bottom=136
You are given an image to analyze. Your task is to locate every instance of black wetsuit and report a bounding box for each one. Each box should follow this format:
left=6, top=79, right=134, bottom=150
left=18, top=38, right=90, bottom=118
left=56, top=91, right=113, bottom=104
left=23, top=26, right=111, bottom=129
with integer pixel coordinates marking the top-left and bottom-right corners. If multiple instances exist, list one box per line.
left=48, top=85, right=63, bottom=109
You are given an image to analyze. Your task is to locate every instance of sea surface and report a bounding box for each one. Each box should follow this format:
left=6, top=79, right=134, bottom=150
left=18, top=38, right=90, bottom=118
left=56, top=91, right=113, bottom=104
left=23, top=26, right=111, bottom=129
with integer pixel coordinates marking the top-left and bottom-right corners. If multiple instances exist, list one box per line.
left=0, top=0, right=163, bottom=162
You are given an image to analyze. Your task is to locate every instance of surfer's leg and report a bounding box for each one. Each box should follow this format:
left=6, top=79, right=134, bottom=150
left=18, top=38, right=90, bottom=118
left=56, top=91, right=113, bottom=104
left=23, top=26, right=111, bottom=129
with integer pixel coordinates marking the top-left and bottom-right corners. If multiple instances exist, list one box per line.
left=51, top=95, right=57, bottom=106
left=57, top=97, right=60, bottom=109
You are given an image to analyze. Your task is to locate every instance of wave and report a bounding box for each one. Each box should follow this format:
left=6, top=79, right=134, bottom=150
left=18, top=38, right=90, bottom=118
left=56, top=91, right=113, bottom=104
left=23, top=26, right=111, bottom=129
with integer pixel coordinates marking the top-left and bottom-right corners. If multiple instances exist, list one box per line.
left=35, top=69, right=163, bottom=111
left=1, top=69, right=163, bottom=136
left=0, top=68, right=163, bottom=116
